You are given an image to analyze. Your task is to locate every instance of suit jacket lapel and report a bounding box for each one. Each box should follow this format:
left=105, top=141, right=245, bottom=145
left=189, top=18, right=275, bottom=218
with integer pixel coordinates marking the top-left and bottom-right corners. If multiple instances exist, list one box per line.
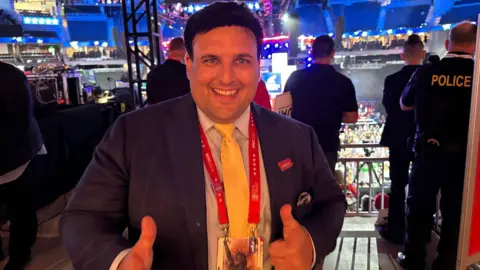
left=165, top=94, right=208, bottom=270
left=252, top=104, right=287, bottom=241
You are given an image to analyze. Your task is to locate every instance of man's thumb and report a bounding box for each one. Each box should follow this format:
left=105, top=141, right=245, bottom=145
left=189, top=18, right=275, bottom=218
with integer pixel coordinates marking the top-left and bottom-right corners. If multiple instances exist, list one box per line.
left=134, top=216, right=157, bottom=251
left=280, top=204, right=298, bottom=228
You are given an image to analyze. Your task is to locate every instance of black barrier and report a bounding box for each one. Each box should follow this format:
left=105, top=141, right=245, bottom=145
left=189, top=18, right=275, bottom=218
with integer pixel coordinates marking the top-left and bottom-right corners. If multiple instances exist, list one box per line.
left=0, top=103, right=117, bottom=221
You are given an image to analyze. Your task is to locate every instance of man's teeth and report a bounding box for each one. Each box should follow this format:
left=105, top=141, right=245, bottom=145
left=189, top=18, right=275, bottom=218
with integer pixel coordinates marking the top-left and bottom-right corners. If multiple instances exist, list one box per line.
left=213, top=88, right=238, bottom=96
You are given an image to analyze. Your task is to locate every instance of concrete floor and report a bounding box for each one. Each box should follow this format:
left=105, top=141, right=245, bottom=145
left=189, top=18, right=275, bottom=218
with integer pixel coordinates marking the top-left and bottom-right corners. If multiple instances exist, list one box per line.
left=0, top=196, right=439, bottom=270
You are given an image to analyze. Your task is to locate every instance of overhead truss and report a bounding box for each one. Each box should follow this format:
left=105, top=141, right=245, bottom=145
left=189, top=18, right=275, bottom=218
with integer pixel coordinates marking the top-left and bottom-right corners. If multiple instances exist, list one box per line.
left=121, top=0, right=162, bottom=107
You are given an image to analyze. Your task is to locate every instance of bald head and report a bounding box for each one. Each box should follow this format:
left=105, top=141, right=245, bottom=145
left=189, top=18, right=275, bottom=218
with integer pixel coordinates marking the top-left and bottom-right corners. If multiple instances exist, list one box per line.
left=446, top=21, right=477, bottom=55
left=450, top=21, right=477, bottom=45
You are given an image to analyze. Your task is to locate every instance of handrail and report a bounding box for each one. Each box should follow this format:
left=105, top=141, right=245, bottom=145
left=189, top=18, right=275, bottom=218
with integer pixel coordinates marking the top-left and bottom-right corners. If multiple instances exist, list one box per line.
left=339, top=157, right=388, bottom=162
left=340, top=143, right=384, bottom=148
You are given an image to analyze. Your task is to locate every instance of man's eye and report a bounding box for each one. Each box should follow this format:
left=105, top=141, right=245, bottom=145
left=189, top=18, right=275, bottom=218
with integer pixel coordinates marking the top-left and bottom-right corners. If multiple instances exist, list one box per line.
left=203, top=59, right=217, bottom=64
left=236, top=59, right=250, bottom=64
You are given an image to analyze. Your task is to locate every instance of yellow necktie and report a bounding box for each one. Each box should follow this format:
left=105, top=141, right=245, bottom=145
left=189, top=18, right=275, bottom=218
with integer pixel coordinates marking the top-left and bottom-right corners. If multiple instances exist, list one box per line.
left=215, top=123, right=249, bottom=238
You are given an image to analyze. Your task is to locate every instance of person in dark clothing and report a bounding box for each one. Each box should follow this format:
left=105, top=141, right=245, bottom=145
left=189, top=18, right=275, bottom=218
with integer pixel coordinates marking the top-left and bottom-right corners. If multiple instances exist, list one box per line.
left=0, top=62, right=42, bottom=269
left=146, top=37, right=190, bottom=105
left=284, top=35, right=358, bottom=172
left=379, top=34, right=426, bottom=245
left=397, top=21, right=477, bottom=270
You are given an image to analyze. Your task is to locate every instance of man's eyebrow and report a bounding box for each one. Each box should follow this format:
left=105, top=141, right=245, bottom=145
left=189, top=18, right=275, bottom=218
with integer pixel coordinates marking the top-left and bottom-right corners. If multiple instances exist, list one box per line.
left=198, top=53, right=255, bottom=60
left=236, top=53, right=254, bottom=58
left=200, top=54, right=219, bottom=60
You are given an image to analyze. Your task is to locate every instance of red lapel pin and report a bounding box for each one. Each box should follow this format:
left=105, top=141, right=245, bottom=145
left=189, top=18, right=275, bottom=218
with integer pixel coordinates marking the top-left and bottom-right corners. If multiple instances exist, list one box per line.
left=278, top=158, right=293, bottom=172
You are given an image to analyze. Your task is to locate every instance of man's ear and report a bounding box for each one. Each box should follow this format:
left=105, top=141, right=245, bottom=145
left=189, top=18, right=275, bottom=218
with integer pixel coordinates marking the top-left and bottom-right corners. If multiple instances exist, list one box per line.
left=185, top=54, right=192, bottom=80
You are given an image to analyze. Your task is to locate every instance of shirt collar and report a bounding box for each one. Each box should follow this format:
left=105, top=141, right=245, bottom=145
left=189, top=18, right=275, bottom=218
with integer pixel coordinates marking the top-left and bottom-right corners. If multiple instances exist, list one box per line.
left=197, top=105, right=251, bottom=138
left=444, top=52, right=474, bottom=60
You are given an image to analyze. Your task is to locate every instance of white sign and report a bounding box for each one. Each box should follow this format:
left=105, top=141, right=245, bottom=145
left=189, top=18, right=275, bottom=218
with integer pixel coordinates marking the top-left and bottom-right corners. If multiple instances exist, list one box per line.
left=272, top=92, right=292, bottom=117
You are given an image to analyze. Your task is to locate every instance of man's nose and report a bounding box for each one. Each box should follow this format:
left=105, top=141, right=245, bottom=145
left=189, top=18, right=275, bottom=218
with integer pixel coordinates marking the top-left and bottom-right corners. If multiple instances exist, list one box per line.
left=218, top=63, right=235, bottom=85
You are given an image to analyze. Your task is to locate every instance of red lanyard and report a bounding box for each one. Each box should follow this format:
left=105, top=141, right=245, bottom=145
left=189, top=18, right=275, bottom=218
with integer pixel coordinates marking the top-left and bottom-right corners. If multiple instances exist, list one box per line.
left=199, top=112, right=261, bottom=227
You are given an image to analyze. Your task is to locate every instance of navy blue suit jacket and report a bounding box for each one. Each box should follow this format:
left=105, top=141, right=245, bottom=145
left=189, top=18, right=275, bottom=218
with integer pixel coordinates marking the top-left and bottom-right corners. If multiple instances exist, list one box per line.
left=60, top=93, right=346, bottom=270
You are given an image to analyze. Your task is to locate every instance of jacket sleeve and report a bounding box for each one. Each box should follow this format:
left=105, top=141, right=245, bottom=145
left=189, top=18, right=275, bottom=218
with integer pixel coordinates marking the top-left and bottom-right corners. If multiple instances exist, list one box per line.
left=59, top=115, right=131, bottom=270
left=382, top=76, right=392, bottom=112
left=301, top=127, right=346, bottom=261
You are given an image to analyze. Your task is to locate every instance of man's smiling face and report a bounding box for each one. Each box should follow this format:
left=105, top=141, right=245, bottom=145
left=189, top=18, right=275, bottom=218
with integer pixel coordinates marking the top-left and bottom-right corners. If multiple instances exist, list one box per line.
left=186, top=26, right=260, bottom=123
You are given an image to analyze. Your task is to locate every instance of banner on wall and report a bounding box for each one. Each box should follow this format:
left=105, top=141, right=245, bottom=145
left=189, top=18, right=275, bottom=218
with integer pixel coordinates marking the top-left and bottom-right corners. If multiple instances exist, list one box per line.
left=457, top=15, right=480, bottom=269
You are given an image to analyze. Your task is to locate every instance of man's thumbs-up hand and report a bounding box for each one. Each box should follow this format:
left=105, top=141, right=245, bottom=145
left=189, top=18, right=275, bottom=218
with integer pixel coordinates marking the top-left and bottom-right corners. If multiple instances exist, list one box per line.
left=118, top=216, right=157, bottom=270
left=269, top=204, right=314, bottom=270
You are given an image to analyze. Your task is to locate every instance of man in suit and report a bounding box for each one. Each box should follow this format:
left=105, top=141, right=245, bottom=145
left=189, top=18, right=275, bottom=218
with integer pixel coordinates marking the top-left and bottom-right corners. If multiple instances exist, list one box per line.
left=0, top=62, right=43, bottom=269
left=146, top=37, right=190, bottom=105
left=60, top=3, right=346, bottom=270
left=379, top=34, right=425, bottom=245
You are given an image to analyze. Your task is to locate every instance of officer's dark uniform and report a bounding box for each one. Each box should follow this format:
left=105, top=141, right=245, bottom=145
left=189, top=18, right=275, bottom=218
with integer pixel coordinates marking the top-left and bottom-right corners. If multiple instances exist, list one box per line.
left=400, top=52, right=474, bottom=269
left=380, top=65, right=419, bottom=244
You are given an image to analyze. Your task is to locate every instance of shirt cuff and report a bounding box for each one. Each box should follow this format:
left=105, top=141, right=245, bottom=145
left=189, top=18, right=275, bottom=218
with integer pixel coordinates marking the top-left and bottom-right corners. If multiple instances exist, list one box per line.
left=302, top=226, right=317, bottom=268
left=109, top=248, right=131, bottom=270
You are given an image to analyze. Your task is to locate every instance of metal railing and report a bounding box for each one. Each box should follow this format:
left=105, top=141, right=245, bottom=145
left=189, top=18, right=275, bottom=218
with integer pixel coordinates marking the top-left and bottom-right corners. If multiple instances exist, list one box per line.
left=338, top=143, right=442, bottom=233
left=337, top=144, right=389, bottom=216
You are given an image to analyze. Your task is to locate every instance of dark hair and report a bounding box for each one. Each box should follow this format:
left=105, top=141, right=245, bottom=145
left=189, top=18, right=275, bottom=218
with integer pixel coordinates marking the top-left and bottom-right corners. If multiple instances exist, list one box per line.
left=184, top=2, right=264, bottom=59
left=450, top=21, right=477, bottom=45
left=311, top=35, right=335, bottom=59
left=403, top=34, right=424, bottom=56
left=168, top=37, right=185, bottom=52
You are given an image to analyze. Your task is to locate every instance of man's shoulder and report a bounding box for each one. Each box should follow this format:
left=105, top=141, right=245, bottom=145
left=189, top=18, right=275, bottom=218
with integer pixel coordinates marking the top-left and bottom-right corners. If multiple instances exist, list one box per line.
left=332, top=70, right=352, bottom=85
left=287, top=69, right=306, bottom=82
left=0, top=62, right=24, bottom=79
left=257, top=105, right=312, bottom=133
left=0, top=62, right=27, bottom=95
left=149, top=60, right=186, bottom=74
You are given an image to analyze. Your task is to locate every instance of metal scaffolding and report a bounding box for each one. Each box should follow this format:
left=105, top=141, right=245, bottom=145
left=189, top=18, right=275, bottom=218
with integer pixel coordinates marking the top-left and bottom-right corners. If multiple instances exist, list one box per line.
left=121, top=0, right=162, bottom=108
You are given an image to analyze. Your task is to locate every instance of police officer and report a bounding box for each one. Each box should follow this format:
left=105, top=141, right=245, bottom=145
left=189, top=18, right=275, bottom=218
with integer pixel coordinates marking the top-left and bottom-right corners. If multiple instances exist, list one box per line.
left=379, top=34, right=426, bottom=245
left=398, top=21, right=477, bottom=269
